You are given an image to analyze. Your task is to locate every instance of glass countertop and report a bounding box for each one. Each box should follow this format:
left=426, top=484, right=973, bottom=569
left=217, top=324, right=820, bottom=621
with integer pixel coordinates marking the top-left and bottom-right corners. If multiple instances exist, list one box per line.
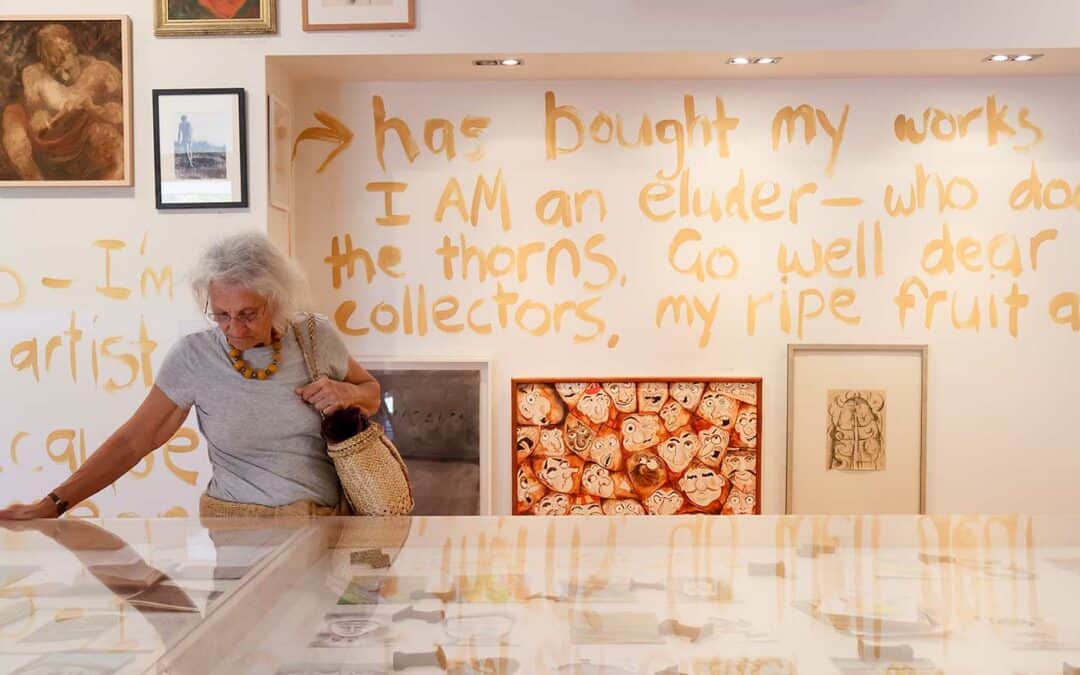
left=1, top=515, right=1079, bottom=674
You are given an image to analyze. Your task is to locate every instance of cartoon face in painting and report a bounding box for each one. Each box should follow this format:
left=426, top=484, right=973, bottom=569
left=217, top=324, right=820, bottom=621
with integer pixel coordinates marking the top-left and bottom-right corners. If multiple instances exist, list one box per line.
left=563, top=414, right=595, bottom=458
left=581, top=463, right=616, bottom=498
left=601, top=499, right=645, bottom=516
left=534, top=456, right=580, bottom=494
left=516, top=465, right=545, bottom=511
left=570, top=502, right=603, bottom=516
left=602, top=382, right=637, bottom=413
left=534, top=492, right=571, bottom=516
left=658, top=428, right=700, bottom=474
left=620, top=414, right=662, bottom=452
left=539, top=427, right=567, bottom=456
left=516, top=426, right=539, bottom=463
left=637, top=382, right=668, bottom=413
left=611, top=472, right=635, bottom=498
left=670, top=382, right=704, bottom=410
left=645, top=488, right=685, bottom=515
left=659, top=399, right=691, bottom=432
left=626, top=452, right=668, bottom=495
left=722, top=489, right=757, bottom=515
left=589, top=431, right=623, bottom=471
left=720, top=450, right=757, bottom=478
left=555, top=382, right=587, bottom=406
left=734, top=407, right=758, bottom=447
left=698, top=391, right=739, bottom=429
left=678, top=462, right=727, bottom=507
left=709, top=381, right=758, bottom=405
left=577, top=385, right=613, bottom=424
left=729, top=469, right=756, bottom=494
left=696, top=426, right=730, bottom=467
left=516, top=383, right=565, bottom=426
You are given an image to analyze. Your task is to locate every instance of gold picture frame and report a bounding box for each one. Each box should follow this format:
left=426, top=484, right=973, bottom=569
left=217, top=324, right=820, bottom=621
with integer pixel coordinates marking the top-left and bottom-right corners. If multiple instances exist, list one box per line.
left=302, top=0, right=415, bottom=32
left=155, top=0, right=276, bottom=37
left=786, top=344, right=928, bottom=515
left=0, top=16, right=133, bottom=187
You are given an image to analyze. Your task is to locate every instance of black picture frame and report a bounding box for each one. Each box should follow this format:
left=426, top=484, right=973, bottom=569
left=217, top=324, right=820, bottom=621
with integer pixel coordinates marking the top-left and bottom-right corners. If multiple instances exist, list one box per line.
left=152, top=88, right=248, bottom=209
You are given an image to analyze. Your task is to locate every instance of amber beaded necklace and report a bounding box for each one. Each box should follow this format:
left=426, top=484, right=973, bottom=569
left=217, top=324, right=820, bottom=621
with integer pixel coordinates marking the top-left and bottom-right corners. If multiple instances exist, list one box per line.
left=228, top=333, right=282, bottom=380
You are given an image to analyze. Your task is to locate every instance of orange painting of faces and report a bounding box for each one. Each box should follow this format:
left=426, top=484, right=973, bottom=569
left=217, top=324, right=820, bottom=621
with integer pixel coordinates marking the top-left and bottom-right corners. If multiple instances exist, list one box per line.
left=513, top=379, right=761, bottom=515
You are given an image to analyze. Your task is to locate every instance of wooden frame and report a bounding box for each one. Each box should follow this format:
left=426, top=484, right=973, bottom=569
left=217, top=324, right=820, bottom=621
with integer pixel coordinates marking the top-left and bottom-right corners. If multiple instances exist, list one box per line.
left=511, top=373, right=760, bottom=516
left=0, top=16, right=133, bottom=187
left=302, top=0, right=415, bottom=31
left=360, top=356, right=493, bottom=515
left=154, top=0, right=276, bottom=36
left=786, top=344, right=928, bottom=515
left=152, top=88, right=249, bottom=210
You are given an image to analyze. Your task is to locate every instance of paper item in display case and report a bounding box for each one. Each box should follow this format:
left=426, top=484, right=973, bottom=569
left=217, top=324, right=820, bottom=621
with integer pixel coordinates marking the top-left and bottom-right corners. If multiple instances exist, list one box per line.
left=0, top=566, right=39, bottom=589
left=0, top=598, right=34, bottom=628
left=569, top=609, right=665, bottom=644
left=309, top=614, right=389, bottom=648
left=9, top=651, right=134, bottom=675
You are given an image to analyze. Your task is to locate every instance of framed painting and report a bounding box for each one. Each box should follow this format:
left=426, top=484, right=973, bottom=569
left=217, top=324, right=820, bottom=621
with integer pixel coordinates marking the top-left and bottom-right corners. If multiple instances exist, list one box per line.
left=302, top=0, right=415, bottom=31
left=267, top=94, right=291, bottom=212
left=155, top=0, right=276, bottom=36
left=511, top=378, right=762, bottom=516
left=362, top=357, right=492, bottom=515
left=152, top=88, right=248, bottom=209
left=786, top=344, right=927, bottom=515
left=0, top=16, right=133, bottom=187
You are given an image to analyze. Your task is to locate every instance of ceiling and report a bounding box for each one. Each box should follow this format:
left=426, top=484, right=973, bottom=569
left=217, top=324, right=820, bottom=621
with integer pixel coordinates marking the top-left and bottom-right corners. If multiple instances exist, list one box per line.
left=268, top=49, right=1080, bottom=82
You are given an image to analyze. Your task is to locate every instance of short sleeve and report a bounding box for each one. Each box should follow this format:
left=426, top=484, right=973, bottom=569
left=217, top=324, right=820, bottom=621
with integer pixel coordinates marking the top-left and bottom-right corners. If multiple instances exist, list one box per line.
left=154, top=335, right=198, bottom=408
left=314, top=314, right=351, bottom=381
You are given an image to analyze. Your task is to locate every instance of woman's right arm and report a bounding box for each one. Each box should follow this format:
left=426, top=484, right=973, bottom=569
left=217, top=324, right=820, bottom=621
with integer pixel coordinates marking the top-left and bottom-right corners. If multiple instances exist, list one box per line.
left=0, top=385, right=189, bottom=520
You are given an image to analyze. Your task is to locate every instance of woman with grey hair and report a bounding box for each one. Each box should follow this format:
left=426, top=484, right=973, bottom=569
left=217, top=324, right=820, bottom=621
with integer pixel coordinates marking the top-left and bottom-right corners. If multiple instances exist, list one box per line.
left=0, top=232, right=381, bottom=519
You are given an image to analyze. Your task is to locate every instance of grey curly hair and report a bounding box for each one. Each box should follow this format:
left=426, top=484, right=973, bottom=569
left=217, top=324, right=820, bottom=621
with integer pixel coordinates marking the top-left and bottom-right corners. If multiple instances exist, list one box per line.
left=190, top=232, right=309, bottom=334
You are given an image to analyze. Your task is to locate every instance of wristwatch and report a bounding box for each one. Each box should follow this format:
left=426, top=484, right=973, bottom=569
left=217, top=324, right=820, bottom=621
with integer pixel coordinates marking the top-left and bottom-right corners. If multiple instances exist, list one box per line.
left=46, top=491, right=69, bottom=516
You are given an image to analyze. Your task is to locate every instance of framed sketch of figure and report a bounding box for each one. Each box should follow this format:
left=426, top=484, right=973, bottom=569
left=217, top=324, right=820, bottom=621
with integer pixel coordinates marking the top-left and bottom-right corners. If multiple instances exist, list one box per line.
left=0, top=17, right=133, bottom=186
left=155, top=0, right=276, bottom=36
left=152, top=88, right=248, bottom=209
left=786, top=344, right=927, bottom=515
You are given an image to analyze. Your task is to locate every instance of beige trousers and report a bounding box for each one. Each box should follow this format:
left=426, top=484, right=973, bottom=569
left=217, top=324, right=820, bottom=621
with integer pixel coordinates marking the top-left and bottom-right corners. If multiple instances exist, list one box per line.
left=198, top=492, right=350, bottom=519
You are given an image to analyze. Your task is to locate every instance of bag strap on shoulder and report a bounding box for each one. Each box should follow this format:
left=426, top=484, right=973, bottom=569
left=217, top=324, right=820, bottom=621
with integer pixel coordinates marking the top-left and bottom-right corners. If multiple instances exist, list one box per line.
left=293, top=313, right=320, bottom=383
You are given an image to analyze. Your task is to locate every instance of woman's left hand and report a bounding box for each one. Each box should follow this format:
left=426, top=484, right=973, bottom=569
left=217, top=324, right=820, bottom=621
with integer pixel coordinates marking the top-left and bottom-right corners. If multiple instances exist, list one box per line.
left=296, top=376, right=354, bottom=415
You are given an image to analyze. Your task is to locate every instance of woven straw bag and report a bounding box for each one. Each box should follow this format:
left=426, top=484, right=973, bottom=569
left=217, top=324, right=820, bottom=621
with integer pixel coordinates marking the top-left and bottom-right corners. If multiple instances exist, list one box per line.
left=295, top=315, right=414, bottom=516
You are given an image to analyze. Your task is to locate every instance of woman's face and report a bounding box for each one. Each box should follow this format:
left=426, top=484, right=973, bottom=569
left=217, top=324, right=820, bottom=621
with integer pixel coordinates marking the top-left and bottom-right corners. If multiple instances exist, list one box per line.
left=207, top=281, right=273, bottom=350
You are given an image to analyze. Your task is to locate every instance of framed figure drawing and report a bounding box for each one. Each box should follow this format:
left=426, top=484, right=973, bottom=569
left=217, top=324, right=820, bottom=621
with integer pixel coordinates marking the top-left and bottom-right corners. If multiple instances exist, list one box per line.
left=512, top=378, right=762, bottom=516
left=154, top=0, right=276, bottom=36
left=152, top=88, right=248, bottom=209
left=786, top=344, right=927, bottom=515
left=0, top=17, right=133, bottom=186
left=303, top=0, right=415, bottom=31
left=363, top=357, right=491, bottom=515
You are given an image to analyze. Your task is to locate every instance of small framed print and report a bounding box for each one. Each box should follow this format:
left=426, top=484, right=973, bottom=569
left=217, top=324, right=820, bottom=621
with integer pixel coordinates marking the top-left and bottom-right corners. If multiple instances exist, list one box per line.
left=786, top=344, right=928, bottom=515
left=152, top=88, right=248, bottom=210
left=154, top=0, right=276, bottom=36
left=267, top=94, right=291, bottom=212
left=302, top=0, right=415, bottom=31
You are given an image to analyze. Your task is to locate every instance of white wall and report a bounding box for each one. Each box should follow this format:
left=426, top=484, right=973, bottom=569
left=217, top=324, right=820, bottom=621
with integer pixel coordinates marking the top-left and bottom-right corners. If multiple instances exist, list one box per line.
left=288, top=77, right=1080, bottom=515
left=0, top=0, right=1077, bottom=516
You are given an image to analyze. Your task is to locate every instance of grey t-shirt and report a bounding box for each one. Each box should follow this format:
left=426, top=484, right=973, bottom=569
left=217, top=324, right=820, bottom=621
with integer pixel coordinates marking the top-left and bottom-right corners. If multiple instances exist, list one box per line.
left=155, top=314, right=351, bottom=507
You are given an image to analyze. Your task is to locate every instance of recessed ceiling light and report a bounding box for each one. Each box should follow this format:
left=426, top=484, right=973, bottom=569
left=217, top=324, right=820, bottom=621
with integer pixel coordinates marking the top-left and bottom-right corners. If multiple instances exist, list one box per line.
left=988, top=54, right=1011, bottom=62
left=1014, top=54, right=1034, bottom=62
left=728, top=56, right=751, bottom=66
left=754, top=56, right=781, bottom=65
left=472, top=58, right=524, bottom=67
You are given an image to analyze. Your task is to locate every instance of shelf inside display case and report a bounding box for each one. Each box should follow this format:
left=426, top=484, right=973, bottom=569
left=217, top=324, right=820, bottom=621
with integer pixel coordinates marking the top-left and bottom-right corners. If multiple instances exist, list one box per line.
left=2, top=515, right=1080, bottom=674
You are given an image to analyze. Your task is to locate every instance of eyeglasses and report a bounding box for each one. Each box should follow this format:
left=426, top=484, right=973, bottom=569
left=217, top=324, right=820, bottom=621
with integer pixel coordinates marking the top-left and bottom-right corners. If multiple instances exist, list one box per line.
left=204, top=301, right=267, bottom=327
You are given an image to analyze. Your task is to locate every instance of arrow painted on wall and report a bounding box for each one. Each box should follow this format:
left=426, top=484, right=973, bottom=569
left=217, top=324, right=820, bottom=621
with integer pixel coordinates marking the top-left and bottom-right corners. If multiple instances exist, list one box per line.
left=292, top=110, right=354, bottom=173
